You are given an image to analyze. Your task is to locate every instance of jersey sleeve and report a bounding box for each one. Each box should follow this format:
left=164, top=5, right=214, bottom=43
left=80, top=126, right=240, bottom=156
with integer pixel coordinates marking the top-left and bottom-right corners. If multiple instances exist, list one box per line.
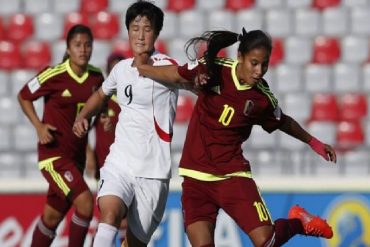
left=101, top=61, right=120, bottom=96
left=260, top=105, right=287, bottom=133
left=18, top=67, right=54, bottom=101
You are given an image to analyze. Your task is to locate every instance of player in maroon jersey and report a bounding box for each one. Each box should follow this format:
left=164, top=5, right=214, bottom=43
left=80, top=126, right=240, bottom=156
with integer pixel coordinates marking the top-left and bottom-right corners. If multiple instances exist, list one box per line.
left=138, top=29, right=337, bottom=247
left=17, top=24, right=104, bottom=247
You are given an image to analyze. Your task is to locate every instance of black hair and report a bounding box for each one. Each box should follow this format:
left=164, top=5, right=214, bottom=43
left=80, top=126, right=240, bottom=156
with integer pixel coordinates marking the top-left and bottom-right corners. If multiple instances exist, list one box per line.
left=125, top=0, right=164, bottom=36
left=185, top=28, right=272, bottom=78
left=62, top=24, right=93, bottom=62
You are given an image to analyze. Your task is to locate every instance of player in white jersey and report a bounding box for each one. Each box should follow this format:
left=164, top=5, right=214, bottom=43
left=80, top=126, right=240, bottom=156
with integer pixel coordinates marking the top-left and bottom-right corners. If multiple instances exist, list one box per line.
left=73, top=1, right=178, bottom=246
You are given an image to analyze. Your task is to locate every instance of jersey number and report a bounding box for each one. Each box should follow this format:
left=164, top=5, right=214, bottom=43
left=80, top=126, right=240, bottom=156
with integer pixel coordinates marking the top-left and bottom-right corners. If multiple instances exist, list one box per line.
left=253, top=201, right=269, bottom=222
left=125, top=85, right=133, bottom=105
left=218, top=104, right=235, bottom=126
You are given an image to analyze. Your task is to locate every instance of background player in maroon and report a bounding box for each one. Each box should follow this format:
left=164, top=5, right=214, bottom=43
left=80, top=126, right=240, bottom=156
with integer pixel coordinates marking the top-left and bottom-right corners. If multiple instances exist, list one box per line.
left=17, top=24, right=104, bottom=247
left=138, top=29, right=337, bottom=247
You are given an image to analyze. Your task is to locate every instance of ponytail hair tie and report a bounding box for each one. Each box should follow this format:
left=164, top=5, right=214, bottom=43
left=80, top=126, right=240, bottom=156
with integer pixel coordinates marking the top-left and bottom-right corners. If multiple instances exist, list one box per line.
left=237, top=27, right=248, bottom=42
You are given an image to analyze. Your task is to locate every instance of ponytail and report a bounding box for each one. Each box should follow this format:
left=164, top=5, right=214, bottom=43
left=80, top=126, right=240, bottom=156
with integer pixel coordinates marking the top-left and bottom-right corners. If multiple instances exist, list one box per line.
left=185, top=30, right=239, bottom=78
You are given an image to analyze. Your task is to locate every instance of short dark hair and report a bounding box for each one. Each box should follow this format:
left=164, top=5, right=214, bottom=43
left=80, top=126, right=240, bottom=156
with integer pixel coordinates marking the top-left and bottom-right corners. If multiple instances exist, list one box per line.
left=125, top=0, right=164, bottom=36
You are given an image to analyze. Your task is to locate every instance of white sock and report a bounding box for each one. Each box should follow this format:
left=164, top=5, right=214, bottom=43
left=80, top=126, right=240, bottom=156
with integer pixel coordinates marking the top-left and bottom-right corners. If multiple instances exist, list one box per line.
left=93, top=223, right=118, bottom=247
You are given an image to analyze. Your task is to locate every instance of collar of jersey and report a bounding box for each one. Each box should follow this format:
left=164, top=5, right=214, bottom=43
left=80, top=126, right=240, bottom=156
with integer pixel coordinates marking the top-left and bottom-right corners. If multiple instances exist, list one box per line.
left=231, top=60, right=252, bottom=91
left=65, top=59, right=89, bottom=84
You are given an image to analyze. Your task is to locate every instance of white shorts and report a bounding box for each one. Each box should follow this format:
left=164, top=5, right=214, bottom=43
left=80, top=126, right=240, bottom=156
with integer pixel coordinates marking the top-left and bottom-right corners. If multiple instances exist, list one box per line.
left=97, top=165, right=169, bottom=243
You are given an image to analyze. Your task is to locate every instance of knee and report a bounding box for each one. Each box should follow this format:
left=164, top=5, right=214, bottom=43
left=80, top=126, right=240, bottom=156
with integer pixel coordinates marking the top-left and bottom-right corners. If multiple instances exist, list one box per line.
left=100, top=210, right=122, bottom=227
left=74, top=191, right=94, bottom=217
left=42, top=211, right=63, bottom=228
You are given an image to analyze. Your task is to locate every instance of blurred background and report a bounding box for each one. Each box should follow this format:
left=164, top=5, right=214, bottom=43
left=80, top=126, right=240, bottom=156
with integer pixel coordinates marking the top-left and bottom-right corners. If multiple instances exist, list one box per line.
left=0, top=0, right=369, bottom=246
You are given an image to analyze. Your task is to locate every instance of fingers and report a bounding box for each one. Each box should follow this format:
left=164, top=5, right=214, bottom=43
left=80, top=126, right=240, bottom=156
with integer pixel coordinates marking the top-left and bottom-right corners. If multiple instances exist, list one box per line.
left=73, top=119, right=89, bottom=138
left=325, top=145, right=337, bottom=163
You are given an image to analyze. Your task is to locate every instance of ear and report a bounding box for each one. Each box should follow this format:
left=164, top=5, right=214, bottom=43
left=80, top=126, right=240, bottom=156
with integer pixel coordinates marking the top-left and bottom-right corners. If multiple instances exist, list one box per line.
left=237, top=51, right=243, bottom=63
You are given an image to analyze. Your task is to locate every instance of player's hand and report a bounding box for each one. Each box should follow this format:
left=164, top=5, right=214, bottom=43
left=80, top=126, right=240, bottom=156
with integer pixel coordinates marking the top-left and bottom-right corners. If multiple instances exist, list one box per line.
left=36, top=123, right=57, bottom=144
left=73, top=118, right=89, bottom=138
left=194, top=73, right=209, bottom=88
left=309, top=137, right=337, bottom=163
left=100, top=113, right=113, bottom=132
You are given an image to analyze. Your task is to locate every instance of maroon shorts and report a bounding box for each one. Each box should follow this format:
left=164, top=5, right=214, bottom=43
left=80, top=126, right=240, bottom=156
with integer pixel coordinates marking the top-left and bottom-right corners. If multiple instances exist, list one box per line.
left=40, top=157, right=90, bottom=214
left=181, top=176, right=273, bottom=234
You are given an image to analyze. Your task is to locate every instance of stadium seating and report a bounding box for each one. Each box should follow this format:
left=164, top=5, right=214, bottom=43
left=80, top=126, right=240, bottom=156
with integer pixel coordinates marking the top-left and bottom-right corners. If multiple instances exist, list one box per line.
left=90, top=11, right=120, bottom=40
left=0, top=0, right=369, bottom=179
left=336, top=120, right=365, bottom=151
left=167, top=0, right=195, bottom=12
left=338, top=93, right=367, bottom=121
left=312, top=0, right=341, bottom=10
left=0, top=41, right=22, bottom=70
left=6, top=14, right=34, bottom=42
left=225, top=0, right=255, bottom=11
left=80, top=0, right=108, bottom=14
left=309, top=93, right=339, bottom=122
left=63, top=12, right=89, bottom=38
left=174, top=93, right=195, bottom=123
left=22, top=41, right=52, bottom=70
left=270, top=39, right=284, bottom=67
left=312, top=36, right=341, bottom=64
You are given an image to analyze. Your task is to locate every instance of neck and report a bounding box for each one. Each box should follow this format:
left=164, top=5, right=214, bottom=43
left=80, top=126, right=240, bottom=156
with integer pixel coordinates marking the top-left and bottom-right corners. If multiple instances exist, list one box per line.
left=132, top=49, right=155, bottom=67
left=68, top=60, right=87, bottom=76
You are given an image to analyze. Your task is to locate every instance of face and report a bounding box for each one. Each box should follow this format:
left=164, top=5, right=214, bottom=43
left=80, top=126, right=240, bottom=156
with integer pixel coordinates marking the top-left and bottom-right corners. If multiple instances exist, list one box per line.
left=236, top=46, right=270, bottom=87
left=128, top=15, right=157, bottom=56
left=67, top=33, right=92, bottom=68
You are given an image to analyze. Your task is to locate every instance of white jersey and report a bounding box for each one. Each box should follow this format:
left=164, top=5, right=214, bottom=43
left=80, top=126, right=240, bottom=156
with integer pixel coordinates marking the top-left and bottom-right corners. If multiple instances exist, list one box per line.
left=101, top=51, right=178, bottom=179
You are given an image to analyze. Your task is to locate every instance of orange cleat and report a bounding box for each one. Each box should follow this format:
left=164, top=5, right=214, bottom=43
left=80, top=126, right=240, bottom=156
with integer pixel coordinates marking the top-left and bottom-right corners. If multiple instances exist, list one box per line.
left=288, top=205, right=333, bottom=239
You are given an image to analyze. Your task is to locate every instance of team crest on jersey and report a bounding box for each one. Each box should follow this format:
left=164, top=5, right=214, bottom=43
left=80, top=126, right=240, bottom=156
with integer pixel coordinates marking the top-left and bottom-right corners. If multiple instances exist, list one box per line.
left=64, top=171, right=74, bottom=182
left=243, top=100, right=254, bottom=116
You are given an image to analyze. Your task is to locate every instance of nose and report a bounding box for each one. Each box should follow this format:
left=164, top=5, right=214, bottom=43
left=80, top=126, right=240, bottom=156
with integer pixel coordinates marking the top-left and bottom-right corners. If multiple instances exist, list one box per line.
left=138, top=29, right=145, bottom=40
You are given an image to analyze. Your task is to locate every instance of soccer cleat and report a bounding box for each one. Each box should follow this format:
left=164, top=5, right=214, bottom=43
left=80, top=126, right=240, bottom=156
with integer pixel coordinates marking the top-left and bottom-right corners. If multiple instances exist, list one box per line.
left=288, top=205, right=333, bottom=239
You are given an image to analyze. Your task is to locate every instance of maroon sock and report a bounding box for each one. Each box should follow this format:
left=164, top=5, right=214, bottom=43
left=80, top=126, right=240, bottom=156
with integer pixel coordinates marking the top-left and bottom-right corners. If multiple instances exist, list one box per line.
left=30, top=216, right=56, bottom=247
left=68, top=211, right=92, bottom=247
left=264, top=218, right=304, bottom=247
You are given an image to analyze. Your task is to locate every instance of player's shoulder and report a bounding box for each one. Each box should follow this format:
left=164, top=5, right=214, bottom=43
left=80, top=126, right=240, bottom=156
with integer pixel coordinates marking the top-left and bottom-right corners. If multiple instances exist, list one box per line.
left=87, top=64, right=103, bottom=75
left=36, top=62, right=68, bottom=83
left=151, top=51, right=178, bottom=66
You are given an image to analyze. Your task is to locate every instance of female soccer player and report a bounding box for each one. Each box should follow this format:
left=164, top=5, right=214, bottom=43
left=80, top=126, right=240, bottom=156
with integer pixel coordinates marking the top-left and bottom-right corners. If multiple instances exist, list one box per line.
left=73, top=1, right=178, bottom=247
left=137, top=28, right=337, bottom=247
left=18, top=24, right=104, bottom=247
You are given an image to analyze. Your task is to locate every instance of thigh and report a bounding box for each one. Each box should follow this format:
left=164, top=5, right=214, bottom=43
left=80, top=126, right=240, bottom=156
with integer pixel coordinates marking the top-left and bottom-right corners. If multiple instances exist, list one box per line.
left=219, top=177, right=273, bottom=234
left=181, top=177, right=219, bottom=230
left=186, top=221, right=215, bottom=247
left=127, top=178, right=169, bottom=244
left=41, top=157, right=89, bottom=205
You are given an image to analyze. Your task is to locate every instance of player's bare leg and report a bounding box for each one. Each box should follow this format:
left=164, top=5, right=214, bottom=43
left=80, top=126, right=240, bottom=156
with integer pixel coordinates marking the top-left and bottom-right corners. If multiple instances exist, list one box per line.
left=186, top=221, right=215, bottom=247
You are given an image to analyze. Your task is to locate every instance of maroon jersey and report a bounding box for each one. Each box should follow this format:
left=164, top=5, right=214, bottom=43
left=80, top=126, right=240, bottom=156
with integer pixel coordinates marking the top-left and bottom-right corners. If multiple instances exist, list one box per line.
left=94, top=94, right=120, bottom=167
left=19, top=59, right=104, bottom=166
left=177, top=57, right=286, bottom=177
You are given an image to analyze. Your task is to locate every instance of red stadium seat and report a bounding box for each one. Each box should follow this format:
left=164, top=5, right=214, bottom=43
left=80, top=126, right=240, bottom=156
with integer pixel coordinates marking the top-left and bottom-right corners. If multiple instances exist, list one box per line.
left=338, top=93, right=367, bottom=121
left=312, top=0, right=340, bottom=10
left=270, top=38, right=284, bottom=67
left=155, top=39, right=168, bottom=55
left=309, top=93, right=339, bottom=122
left=336, top=120, right=364, bottom=152
left=111, top=40, right=133, bottom=58
left=197, top=41, right=227, bottom=59
left=80, top=0, right=108, bottom=14
left=22, top=41, right=51, bottom=70
left=225, top=0, right=255, bottom=11
left=175, top=94, right=195, bottom=123
left=6, top=14, right=34, bottom=42
left=63, top=12, right=89, bottom=38
left=0, top=41, right=22, bottom=70
left=0, top=17, right=4, bottom=40
left=167, top=0, right=195, bottom=12
left=90, top=11, right=119, bottom=40
left=312, top=36, right=340, bottom=65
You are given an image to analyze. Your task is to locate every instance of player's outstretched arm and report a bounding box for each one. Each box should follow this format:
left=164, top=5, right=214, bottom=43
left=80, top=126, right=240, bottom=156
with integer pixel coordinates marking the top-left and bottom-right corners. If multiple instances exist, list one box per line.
left=279, top=114, right=337, bottom=163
